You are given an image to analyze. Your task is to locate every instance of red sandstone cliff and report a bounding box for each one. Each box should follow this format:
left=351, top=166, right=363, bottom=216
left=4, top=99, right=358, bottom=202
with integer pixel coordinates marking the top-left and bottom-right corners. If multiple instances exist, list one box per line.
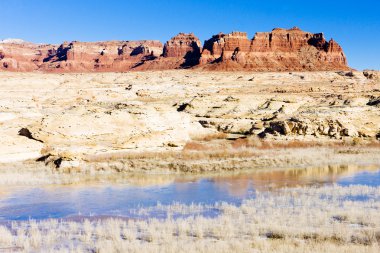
left=135, top=33, right=202, bottom=70
left=39, top=40, right=163, bottom=72
left=0, top=40, right=56, bottom=71
left=201, top=27, right=348, bottom=71
left=0, top=27, right=349, bottom=72
left=162, top=33, right=201, bottom=67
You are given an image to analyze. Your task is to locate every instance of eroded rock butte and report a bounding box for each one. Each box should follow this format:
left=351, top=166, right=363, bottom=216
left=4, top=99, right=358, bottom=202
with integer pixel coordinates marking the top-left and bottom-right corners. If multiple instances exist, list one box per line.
left=0, top=27, right=349, bottom=72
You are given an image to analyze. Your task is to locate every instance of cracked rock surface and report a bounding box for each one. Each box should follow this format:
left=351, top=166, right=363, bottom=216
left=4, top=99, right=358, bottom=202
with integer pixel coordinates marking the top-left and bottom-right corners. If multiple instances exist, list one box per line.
left=0, top=70, right=379, bottom=167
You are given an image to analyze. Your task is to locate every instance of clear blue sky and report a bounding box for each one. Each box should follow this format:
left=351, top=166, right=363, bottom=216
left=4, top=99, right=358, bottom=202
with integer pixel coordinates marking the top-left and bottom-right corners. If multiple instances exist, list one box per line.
left=1, top=0, right=379, bottom=70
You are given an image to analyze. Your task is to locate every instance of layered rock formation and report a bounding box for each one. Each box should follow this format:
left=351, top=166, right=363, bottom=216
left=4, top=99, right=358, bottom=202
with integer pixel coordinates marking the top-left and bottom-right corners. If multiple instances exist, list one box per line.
left=0, top=27, right=349, bottom=72
left=135, top=33, right=203, bottom=70
left=0, top=41, right=56, bottom=71
left=201, top=27, right=348, bottom=71
left=201, top=32, right=251, bottom=64
left=162, top=33, right=201, bottom=67
left=40, top=40, right=163, bottom=72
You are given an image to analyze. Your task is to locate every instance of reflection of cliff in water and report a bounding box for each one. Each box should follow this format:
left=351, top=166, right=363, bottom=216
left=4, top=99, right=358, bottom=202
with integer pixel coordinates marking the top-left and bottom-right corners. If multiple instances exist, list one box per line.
left=0, top=165, right=377, bottom=200
left=119, top=164, right=380, bottom=198
left=209, top=164, right=380, bottom=197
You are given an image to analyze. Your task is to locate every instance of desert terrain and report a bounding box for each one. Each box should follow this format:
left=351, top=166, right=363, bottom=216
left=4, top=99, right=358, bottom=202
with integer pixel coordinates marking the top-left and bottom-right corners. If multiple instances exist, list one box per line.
left=0, top=27, right=379, bottom=253
left=0, top=70, right=379, bottom=253
left=0, top=70, right=379, bottom=182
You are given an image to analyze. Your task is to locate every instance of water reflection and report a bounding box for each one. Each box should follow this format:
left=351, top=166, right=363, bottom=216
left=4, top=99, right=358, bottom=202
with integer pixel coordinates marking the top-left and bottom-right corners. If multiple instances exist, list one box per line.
left=209, top=164, right=380, bottom=197
left=0, top=164, right=378, bottom=221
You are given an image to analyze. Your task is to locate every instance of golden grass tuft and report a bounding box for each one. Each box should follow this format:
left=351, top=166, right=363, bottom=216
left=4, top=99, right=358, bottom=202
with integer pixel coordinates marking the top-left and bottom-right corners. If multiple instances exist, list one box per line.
left=183, top=141, right=209, bottom=151
left=192, top=132, right=228, bottom=142
left=0, top=185, right=379, bottom=252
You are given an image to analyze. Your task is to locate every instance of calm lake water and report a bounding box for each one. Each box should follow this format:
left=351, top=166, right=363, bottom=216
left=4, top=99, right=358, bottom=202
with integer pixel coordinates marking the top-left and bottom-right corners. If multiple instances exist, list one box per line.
left=0, top=165, right=379, bottom=221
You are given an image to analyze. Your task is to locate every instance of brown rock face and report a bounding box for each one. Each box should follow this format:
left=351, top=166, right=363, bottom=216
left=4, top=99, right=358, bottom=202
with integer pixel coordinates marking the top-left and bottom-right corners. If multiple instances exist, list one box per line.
left=251, top=27, right=318, bottom=52
left=0, top=27, right=349, bottom=72
left=162, top=33, right=202, bottom=68
left=40, top=40, right=163, bottom=72
left=202, top=32, right=251, bottom=64
left=136, top=33, right=202, bottom=70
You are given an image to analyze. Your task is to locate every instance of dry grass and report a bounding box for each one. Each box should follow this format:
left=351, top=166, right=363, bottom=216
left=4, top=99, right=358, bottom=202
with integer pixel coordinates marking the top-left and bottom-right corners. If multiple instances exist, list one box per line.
left=83, top=139, right=380, bottom=163
left=231, top=137, right=380, bottom=150
left=0, top=145, right=379, bottom=186
left=84, top=149, right=260, bottom=164
left=38, top=144, right=380, bottom=176
left=183, top=141, right=210, bottom=151
left=0, top=185, right=379, bottom=252
left=191, top=132, right=228, bottom=141
left=84, top=145, right=259, bottom=162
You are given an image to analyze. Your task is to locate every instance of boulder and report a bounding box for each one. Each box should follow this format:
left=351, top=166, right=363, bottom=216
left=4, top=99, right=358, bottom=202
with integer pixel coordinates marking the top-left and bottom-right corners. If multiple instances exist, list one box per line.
left=266, top=119, right=359, bottom=138
left=367, top=97, right=380, bottom=106
left=269, top=121, right=292, bottom=135
left=363, top=70, right=379, bottom=80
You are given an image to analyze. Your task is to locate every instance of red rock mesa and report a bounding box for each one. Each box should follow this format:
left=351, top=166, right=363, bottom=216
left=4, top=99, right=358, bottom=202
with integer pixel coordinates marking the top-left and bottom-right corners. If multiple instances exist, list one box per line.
left=0, top=27, right=348, bottom=72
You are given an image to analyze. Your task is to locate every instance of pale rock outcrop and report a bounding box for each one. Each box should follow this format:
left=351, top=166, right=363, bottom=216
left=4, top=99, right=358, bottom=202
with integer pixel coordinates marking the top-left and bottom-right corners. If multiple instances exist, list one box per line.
left=0, top=71, right=379, bottom=167
left=25, top=103, right=209, bottom=160
left=267, top=119, right=359, bottom=138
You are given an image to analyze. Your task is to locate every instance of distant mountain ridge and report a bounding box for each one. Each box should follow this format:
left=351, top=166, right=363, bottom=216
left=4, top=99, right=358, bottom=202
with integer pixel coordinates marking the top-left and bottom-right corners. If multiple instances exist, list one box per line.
left=0, top=38, right=29, bottom=44
left=0, top=27, right=349, bottom=72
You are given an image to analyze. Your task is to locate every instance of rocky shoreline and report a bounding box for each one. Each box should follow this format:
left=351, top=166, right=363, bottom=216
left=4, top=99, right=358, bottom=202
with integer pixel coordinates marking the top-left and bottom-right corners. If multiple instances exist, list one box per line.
left=0, top=145, right=379, bottom=186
